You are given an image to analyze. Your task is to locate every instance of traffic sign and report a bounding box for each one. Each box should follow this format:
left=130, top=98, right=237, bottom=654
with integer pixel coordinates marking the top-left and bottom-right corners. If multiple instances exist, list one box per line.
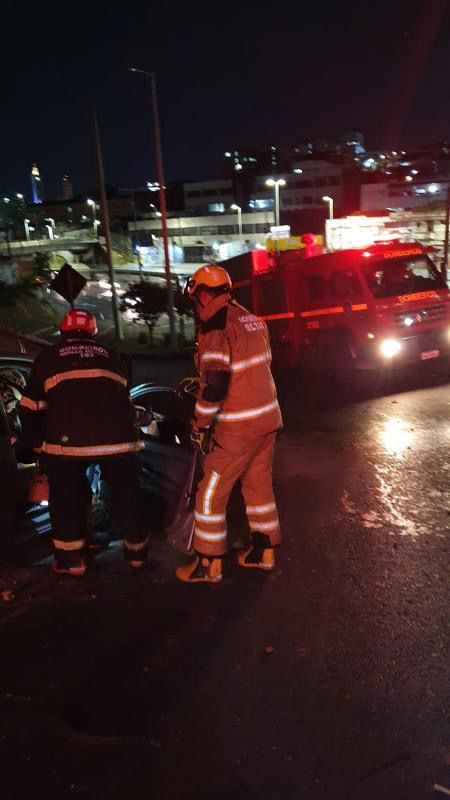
left=50, top=263, right=87, bottom=306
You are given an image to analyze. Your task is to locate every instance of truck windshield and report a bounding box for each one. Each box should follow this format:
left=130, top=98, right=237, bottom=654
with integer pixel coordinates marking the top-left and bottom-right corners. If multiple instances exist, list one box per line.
left=363, top=255, right=445, bottom=299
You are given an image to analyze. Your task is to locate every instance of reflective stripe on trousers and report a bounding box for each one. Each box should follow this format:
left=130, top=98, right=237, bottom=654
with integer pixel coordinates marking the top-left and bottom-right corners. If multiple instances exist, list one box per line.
left=194, top=431, right=280, bottom=557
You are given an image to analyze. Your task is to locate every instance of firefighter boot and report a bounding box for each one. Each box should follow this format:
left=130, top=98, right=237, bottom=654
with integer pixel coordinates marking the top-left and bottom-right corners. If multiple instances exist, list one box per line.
left=52, top=561, right=87, bottom=577
left=176, top=554, right=223, bottom=584
left=237, top=532, right=276, bottom=571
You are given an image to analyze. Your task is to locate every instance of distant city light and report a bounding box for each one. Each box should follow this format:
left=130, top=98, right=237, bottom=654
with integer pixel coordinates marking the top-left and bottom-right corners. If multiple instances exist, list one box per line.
left=235, top=163, right=243, bottom=171
left=410, top=169, right=418, bottom=175
left=293, top=168, right=303, bottom=174
left=224, top=151, right=232, bottom=158
left=16, top=193, right=24, bottom=200
left=428, top=183, right=439, bottom=194
left=405, top=175, right=413, bottom=182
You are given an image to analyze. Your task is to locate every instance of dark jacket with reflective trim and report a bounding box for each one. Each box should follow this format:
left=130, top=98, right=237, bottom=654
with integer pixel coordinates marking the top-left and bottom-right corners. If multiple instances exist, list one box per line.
left=19, top=334, right=140, bottom=458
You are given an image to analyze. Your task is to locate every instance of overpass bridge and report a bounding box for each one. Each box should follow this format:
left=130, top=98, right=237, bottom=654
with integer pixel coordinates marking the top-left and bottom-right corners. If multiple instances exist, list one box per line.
left=0, top=233, right=99, bottom=257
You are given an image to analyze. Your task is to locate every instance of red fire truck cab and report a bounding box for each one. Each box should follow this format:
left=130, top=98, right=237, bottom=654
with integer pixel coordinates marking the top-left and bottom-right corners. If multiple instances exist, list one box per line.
left=224, top=241, right=450, bottom=372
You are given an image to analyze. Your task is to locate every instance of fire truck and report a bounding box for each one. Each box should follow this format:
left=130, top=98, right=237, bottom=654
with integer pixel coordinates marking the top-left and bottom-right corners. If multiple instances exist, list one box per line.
left=223, top=240, right=450, bottom=373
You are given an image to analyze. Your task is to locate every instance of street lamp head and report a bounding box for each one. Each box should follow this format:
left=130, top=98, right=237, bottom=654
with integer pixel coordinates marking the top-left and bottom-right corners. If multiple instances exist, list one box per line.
left=265, top=179, right=275, bottom=187
left=230, top=204, right=241, bottom=211
left=322, top=195, right=332, bottom=202
left=87, top=198, right=95, bottom=206
left=278, top=179, right=287, bottom=187
left=129, top=66, right=154, bottom=78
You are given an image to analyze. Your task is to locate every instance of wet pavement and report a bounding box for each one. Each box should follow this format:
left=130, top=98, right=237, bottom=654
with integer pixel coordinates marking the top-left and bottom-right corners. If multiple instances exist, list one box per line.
left=0, top=361, right=449, bottom=799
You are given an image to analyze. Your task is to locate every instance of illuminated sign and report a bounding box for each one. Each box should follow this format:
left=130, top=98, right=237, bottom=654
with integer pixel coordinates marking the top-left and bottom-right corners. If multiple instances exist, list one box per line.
left=270, top=225, right=291, bottom=240
left=397, top=290, right=439, bottom=304
left=381, top=247, right=423, bottom=259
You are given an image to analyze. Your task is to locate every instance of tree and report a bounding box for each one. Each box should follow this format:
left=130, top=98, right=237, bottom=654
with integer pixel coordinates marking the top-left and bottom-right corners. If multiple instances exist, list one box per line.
left=0, top=197, right=25, bottom=242
left=173, top=285, right=194, bottom=340
left=120, top=282, right=167, bottom=346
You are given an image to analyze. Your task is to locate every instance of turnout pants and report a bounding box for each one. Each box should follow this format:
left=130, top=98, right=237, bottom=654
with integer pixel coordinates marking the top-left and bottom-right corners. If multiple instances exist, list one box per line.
left=45, top=454, right=147, bottom=567
left=194, top=430, right=281, bottom=558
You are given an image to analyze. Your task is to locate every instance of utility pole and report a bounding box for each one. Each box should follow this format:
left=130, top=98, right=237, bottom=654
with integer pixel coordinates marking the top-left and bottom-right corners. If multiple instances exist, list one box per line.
left=93, top=108, right=123, bottom=340
left=130, top=68, right=176, bottom=349
left=443, top=186, right=450, bottom=284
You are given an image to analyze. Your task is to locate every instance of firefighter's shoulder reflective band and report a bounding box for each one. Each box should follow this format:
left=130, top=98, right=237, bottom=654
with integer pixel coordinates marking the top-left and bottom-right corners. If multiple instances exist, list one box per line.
left=195, top=401, right=220, bottom=415
left=218, top=399, right=278, bottom=421
left=201, top=352, right=231, bottom=365
left=123, top=536, right=149, bottom=552
left=194, top=527, right=227, bottom=542
left=53, top=538, right=86, bottom=551
left=19, top=396, right=48, bottom=411
left=231, top=352, right=270, bottom=372
left=43, top=441, right=143, bottom=456
left=44, top=369, right=127, bottom=393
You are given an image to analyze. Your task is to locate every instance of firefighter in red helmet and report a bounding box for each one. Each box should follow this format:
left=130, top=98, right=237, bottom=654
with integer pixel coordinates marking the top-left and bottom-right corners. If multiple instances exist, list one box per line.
left=19, top=309, right=147, bottom=576
left=176, top=265, right=282, bottom=584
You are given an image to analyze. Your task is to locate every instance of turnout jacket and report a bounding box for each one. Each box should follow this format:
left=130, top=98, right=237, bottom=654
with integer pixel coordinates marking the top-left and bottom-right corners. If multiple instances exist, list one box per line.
left=19, top=334, right=141, bottom=458
left=194, top=294, right=282, bottom=438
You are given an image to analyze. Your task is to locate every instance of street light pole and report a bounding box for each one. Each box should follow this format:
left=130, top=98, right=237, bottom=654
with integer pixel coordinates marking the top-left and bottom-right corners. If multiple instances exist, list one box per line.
left=265, top=178, right=286, bottom=227
left=87, top=198, right=97, bottom=234
left=130, top=67, right=176, bottom=349
left=230, top=203, right=242, bottom=237
left=443, top=186, right=450, bottom=283
left=93, top=108, right=123, bottom=341
left=322, top=195, right=334, bottom=221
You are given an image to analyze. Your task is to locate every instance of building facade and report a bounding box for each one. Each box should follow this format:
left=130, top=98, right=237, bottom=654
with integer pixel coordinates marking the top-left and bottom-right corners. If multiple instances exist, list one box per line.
left=183, top=179, right=234, bottom=214
left=129, top=210, right=274, bottom=270
left=361, top=179, right=450, bottom=211
left=249, top=161, right=344, bottom=212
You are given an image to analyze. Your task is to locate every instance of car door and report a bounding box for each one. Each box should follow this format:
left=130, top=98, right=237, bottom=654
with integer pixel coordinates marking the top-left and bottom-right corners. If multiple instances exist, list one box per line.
left=130, top=383, right=198, bottom=552
left=0, top=398, right=17, bottom=552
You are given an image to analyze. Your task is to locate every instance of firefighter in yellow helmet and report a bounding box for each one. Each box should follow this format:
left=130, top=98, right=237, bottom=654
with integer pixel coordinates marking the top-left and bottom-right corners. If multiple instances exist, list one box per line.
left=176, top=264, right=282, bottom=583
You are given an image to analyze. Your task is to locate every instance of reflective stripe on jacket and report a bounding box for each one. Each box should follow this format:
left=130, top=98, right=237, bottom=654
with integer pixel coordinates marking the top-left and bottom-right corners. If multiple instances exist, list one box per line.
left=194, top=296, right=282, bottom=437
left=19, top=335, right=139, bottom=457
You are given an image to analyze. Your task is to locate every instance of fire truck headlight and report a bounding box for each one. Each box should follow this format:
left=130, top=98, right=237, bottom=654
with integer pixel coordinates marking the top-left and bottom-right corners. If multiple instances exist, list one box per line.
left=380, top=338, right=401, bottom=358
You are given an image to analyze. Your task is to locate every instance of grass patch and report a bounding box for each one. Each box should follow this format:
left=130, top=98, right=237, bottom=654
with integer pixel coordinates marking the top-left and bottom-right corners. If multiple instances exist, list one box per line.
left=0, top=294, right=59, bottom=337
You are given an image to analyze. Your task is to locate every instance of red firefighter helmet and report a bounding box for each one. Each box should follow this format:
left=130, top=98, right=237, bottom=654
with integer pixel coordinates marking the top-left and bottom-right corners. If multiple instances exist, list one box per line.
left=60, top=309, right=98, bottom=336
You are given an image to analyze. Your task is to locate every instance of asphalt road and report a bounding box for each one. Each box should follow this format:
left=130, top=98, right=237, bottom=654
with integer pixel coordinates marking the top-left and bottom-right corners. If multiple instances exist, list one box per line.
left=0, top=362, right=449, bottom=800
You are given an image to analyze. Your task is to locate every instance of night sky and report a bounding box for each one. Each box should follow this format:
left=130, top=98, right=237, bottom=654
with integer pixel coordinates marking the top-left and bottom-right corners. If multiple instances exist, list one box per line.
left=1, top=0, right=449, bottom=200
